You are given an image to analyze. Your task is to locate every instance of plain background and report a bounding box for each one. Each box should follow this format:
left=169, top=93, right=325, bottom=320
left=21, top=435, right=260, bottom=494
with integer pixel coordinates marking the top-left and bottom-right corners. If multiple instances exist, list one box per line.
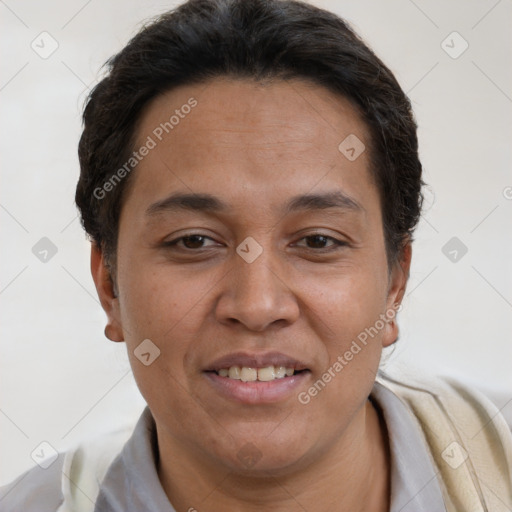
left=1, top=0, right=511, bottom=485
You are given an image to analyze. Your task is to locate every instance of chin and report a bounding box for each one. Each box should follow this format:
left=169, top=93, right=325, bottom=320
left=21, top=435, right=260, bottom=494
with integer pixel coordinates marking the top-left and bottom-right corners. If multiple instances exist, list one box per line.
left=211, top=427, right=316, bottom=476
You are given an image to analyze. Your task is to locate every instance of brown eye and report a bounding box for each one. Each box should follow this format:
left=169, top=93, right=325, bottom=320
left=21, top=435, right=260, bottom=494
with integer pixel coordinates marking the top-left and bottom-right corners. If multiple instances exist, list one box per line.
left=293, top=234, right=347, bottom=252
left=181, top=235, right=207, bottom=249
left=305, top=235, right=330, bottom=248
left=163, top=234, right=220, bottom=251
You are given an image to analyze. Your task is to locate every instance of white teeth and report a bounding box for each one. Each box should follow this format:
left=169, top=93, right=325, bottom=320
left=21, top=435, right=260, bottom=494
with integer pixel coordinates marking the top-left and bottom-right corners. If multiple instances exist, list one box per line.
left=228, top=366, right=241, bottom=379
left=274, top=366, right=286, bottom=378
left=257, top=366, right=275, bottom=381
left=240, top=367, right=258, bottom=382
left=217, top=365, right=297, bottom=381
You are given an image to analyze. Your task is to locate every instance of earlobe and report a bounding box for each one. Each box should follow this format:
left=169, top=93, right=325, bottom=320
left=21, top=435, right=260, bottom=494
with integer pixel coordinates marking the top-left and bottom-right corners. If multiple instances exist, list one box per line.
left=382, top=242, right=412, bottom=348
left=90, top=243, right=124, bottom=342
left=104, top=323, right=123, bottom=342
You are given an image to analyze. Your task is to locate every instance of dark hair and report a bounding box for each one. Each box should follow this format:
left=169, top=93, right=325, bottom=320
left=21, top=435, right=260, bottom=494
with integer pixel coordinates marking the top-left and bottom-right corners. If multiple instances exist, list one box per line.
left=76, top=0, right=423, bottom=272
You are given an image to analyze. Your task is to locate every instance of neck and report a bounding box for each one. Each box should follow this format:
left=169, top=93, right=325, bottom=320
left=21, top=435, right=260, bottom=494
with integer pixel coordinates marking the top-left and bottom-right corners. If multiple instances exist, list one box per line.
left=157, top=399, right=390, bottom=512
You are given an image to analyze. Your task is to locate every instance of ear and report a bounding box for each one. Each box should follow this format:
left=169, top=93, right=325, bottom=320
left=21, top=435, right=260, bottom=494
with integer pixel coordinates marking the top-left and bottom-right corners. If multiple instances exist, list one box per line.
left=90, top=243, right=124, bottom=342
left=381, top=242, right=412, bottom=348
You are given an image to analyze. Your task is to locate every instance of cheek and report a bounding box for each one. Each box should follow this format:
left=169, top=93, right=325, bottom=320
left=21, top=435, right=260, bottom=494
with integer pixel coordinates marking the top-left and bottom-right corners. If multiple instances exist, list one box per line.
left=118, top=269, right=213, bottom=419
left=118, top=259, right=216, bottom=336
left=116, top=260, right=221, bottom=396
left=301, top=264, right=387, bottom=341
left=298, top=268, right=387, bottom=395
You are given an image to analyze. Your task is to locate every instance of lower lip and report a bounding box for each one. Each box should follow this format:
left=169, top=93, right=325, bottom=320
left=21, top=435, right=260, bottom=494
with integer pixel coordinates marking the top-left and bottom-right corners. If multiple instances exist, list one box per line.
left=204, top=371, right=310, bottom=404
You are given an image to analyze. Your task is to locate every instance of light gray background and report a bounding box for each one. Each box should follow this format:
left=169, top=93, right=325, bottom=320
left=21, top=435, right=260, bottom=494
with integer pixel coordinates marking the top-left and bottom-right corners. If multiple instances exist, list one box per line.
left=1, top=0, right=511, bottom=484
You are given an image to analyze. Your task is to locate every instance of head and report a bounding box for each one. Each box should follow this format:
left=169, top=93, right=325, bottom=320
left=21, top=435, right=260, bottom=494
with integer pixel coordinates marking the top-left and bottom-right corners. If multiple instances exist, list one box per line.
left=78, top=0, right=422, bottom=474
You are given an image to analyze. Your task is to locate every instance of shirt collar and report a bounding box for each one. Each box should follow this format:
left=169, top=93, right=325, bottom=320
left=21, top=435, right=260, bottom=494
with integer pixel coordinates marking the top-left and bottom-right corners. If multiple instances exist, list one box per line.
left=371, top=379, right=447, bottom=512
left=94, top=407, right=176, bottom=512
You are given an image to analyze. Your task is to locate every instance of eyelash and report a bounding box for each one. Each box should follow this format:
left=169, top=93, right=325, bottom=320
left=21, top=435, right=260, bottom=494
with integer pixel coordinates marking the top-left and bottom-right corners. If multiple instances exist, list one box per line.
left=163, top=233, right=347, bottom=252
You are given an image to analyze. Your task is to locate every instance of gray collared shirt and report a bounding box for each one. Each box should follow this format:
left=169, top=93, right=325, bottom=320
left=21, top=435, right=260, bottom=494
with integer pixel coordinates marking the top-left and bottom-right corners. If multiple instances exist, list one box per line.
left=0, top=381, right=448, bottom=511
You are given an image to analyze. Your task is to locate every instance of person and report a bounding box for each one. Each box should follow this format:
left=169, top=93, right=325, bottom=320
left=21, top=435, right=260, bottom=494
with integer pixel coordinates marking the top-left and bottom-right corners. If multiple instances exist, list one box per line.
left=1, top=0, right=511, bottom=511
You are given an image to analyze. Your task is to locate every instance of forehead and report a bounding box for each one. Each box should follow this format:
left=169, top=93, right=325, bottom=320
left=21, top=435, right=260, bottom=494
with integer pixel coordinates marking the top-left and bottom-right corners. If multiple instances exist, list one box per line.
left=124, top=77, right=378, bottom=218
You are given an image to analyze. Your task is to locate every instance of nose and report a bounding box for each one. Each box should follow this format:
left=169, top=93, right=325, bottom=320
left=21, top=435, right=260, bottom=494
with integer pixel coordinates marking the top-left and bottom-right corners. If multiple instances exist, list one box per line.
left=214, top=246, right=300, bottom=332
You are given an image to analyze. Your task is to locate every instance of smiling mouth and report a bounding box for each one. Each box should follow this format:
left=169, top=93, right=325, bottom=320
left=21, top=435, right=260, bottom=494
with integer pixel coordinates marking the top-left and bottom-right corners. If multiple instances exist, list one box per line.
left=209, top=365, right=309, bottom=382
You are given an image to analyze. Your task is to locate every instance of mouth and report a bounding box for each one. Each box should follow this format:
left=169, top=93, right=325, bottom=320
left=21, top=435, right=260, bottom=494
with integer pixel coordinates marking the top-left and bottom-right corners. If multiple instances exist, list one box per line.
left=209, top=365, right=308, bottom=382
left=203, top=352, right=311, bottom=404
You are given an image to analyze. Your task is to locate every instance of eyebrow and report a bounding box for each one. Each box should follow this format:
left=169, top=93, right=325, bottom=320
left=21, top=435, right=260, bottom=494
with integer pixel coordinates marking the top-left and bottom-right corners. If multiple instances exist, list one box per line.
left=145, top=191, right=363, bottom=217
left=284, top=191, right=363, bottom=214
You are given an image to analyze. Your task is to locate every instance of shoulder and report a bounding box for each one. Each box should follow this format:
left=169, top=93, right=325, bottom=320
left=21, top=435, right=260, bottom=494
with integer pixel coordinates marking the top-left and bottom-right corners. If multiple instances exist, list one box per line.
left=0, top=456, right=65, bottom=512
left=0, top=424, right=135, bottom=512
left=377, top=370, right=512, bottom=434
left=377, top=371, right=512, bottom=510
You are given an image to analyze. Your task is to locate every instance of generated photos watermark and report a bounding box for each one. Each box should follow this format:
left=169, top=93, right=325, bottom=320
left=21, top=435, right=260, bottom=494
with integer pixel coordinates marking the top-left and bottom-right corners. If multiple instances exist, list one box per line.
left=298, top=303, right=402, bottom=405
left=93, top=97, right=198, bottom=200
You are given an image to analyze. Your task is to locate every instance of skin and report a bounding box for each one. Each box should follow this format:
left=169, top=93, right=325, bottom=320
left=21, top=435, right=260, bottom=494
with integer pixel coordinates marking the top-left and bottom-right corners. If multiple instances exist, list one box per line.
left=91, top=78, right=411, bottom=512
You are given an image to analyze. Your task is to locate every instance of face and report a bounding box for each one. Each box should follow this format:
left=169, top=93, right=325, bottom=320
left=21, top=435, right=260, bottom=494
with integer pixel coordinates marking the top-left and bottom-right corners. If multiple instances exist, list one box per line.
left=92, top=78, right=410, bottom=475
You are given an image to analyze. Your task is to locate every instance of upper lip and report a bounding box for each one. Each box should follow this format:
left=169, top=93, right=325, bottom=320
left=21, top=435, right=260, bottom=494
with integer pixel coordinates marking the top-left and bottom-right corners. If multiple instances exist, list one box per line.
left=204, top=351, right=309, bottom=372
